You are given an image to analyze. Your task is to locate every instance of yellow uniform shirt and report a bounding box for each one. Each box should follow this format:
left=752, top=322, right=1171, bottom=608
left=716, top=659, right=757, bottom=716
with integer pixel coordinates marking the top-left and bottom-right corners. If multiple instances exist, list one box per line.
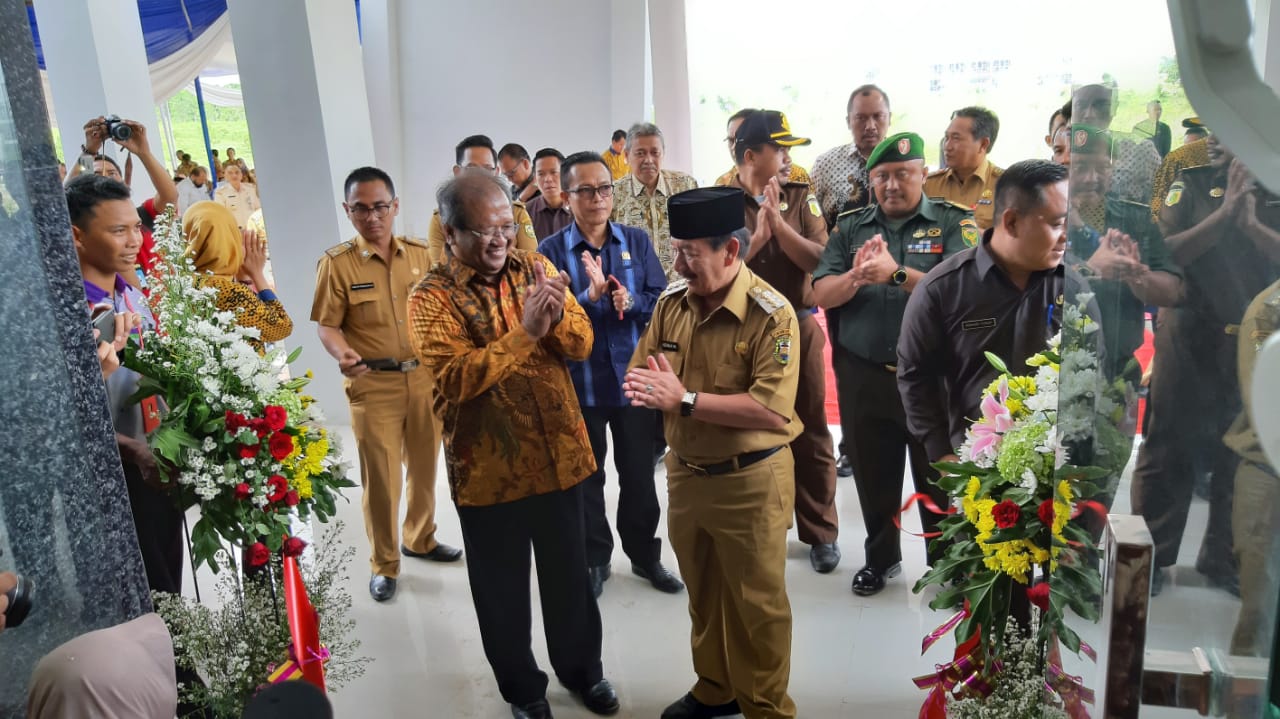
left=603, top=148, right=631, bottom=180
left=923, top=159, right=1004, bottom=230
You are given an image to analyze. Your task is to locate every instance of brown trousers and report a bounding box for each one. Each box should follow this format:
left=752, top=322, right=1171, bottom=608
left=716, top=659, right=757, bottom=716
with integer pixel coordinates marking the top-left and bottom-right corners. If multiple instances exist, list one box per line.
left=347, top=369, right=440, bottom=577
left=1231, top=459, right=1280, bottom=655
left=667, top=447, right=797, bottom=719
left=791, top=312, right=838, bottom=545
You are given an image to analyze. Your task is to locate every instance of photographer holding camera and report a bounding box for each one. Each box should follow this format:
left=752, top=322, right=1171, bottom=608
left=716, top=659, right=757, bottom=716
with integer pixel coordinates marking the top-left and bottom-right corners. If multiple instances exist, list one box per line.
left=68, top=116, right=178, bottom=292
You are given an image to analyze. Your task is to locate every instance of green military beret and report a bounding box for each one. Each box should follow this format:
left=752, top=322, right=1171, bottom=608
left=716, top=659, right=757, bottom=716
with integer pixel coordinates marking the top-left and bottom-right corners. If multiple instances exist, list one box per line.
left=866, top=132, right=925, bottom=171
left=1070, top=124, right=1113, bottom=156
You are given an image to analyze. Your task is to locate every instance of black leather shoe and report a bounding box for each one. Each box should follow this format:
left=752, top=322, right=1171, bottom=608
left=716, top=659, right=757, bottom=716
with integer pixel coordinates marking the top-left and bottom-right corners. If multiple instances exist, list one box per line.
left=632, top=561, right=685, bottom=593
left=809, top=543, right=841, bottom=573
left=836, top=454, right=853, bottom=478
left=402, top=542, right=463, bottom=562
left=511, top=698, right=553, bottom=719
left=660, top=692, right=741, bottom=719
left=369, top=574, right=396, bottom=602
left=588, top=564, right=611, bottom=598
left=851, top=563, right=900, bottom=596
left=571, top=678, right=619, bottom=716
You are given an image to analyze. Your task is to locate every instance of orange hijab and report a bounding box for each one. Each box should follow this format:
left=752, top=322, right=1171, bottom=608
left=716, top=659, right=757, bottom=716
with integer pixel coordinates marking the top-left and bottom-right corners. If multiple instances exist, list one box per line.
left=184, top=201, right=243, bottom=276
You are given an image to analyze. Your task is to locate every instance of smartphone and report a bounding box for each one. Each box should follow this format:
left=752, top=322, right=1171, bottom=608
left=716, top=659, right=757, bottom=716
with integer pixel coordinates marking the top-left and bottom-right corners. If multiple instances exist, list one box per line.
left=90, top=303, right=116, bottom=345
left=356, top=357, right=399, bottom=371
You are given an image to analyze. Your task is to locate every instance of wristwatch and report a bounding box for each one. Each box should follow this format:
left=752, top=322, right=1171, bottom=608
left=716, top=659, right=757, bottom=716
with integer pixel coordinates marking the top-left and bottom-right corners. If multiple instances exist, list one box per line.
left=680, top=391, right=698, bottom=417
left=889, top=266, right=908, bottom=286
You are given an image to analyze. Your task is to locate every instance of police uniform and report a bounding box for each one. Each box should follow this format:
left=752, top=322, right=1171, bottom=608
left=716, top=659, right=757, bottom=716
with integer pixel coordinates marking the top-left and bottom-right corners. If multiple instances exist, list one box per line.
left=311, top=234, right=444, bottom=579
left=425, top=201, right=538, bottom=266
left=1130, top=162, right=1280, bottom=585
left=637, top=187, right=800, bottom=719
left=727, top=110, right=839, bottom=557
left=923, top=159, right=1004, bottom=230
left=813, top=132, right=973, bottom=593
left=1226, top=279, right=1280, bottom=655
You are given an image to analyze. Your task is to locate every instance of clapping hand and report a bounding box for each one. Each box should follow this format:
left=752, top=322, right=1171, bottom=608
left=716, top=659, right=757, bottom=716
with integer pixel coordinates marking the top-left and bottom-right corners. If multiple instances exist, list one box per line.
left=608, top=275, right=629, bottom=318
left=522, top=260, right=569, bottom=340
left=853, top=235, right=897, bottom=284
left=623, top=354, right=685, bottom=412
left=1088, top=229, right=1146, bottom=280
left=580, top=251, right=608, bottom=302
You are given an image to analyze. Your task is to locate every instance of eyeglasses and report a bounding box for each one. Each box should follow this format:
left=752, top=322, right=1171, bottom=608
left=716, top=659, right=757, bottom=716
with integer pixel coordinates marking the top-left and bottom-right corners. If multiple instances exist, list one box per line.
left=567, top=185, right=614, bottom=199
left=869, top=168, right=918, bottom=187
left=468, top=224, right=518, bottom=242
left=348, top=203, right=394, bottom=219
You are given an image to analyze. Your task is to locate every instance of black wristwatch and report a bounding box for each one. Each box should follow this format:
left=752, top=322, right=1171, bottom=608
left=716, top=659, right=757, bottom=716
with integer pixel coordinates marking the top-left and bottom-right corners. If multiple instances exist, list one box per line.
left=889, top=266, right=908, bottom=286
left=680, top=391, right=698, bottom=417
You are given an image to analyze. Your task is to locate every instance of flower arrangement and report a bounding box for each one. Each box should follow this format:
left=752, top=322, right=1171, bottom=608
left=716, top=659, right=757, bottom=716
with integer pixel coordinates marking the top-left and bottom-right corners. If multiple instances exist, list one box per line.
left=913, top=301, right=1110, bottom=716
left=124, top=209, right=355, bottom=572
left=945, top=616, right=1070, bottom=719
left=155, top=522, right=368, bottom=717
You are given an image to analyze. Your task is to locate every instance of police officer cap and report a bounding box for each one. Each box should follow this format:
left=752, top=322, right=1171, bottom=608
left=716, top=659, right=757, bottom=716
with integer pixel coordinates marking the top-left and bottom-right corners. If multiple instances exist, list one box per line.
left=668, top=187, right=746, bottom=239
left=734, top=110, right=812, bottom=149
left=866, top=132, right=925, bottom=171
left=1070, top=124, right=1113, bottom=155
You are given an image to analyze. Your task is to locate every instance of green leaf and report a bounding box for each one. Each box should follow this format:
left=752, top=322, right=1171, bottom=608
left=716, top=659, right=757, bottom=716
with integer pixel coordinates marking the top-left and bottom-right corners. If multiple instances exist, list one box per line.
left=286, top=345, right=304, bottom=364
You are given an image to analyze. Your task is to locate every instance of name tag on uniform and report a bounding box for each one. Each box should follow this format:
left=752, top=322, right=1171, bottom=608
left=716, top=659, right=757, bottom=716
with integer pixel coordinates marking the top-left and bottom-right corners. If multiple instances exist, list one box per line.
left=907, top=242, right=943, bottom=254
left=977, top=198, right=993, bottom=205
left=962, top=318, right=997, bottom=331
left=661, top=341, right=680, bottom=352
left=351, top=282, right=375, bottom=291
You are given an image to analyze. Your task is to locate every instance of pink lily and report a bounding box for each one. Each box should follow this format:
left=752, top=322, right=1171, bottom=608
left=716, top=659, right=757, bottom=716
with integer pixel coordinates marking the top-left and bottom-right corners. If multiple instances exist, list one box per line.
left=970, top=378, right=1014, bottom=461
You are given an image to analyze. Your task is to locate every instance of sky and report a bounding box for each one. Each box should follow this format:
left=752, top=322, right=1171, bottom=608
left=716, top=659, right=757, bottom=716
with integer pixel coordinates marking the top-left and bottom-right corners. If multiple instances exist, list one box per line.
left=683, top=0, right=1185, bottom=183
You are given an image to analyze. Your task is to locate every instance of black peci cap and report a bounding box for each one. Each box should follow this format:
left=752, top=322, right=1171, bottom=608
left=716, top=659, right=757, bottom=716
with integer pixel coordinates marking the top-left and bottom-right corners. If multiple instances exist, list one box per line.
left=668, top=187, right=746, bottom=239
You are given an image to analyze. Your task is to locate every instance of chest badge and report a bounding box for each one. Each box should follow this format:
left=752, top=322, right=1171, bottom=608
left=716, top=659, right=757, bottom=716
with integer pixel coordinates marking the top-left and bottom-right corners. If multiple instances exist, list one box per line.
left=412, top=267, right=421, bottom=275
left=621, top=251, right=632, bottom=261
left=1209, top=187, right=1225, bottom=198
left=735, top=341, right=749, bottom=356
left=912, top=229, right=927, bottom=239
left=927, top=227, right=942, bottom=238
left=779, top=200, right=789, bottom=212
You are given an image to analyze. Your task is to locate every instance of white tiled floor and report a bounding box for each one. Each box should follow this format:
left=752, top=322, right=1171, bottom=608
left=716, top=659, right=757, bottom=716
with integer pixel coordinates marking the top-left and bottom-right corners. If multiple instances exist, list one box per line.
left=183, top=428, right=1241, bottom=718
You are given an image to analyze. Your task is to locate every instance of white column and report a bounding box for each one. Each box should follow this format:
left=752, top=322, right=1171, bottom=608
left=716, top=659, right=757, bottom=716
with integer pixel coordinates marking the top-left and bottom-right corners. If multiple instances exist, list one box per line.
left=647, top=0, right=694, bottom=173
left=360, top=0, right=405, bottom=233
left=225, top=0, right=377, bottom=419
left=33, top=0, right=160, bottom=200
left=611, top=0, right=649, bottom=130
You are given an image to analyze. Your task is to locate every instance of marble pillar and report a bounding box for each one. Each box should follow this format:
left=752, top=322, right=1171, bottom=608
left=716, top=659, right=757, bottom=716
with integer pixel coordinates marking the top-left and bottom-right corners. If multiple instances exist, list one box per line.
left=0, top=0, right=151, bottom=712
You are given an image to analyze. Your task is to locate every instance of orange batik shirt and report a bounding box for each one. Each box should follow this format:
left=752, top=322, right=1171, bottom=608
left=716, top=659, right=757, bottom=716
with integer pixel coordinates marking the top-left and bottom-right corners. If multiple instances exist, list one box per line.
left=408, top=249, right=597, bottom=507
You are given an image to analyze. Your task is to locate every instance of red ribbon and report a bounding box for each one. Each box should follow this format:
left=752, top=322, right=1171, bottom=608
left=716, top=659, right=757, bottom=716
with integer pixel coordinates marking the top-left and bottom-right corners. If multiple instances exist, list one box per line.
left=894, top=492, right=957, bottom=538
left=283, top=555, right=327, bottom=692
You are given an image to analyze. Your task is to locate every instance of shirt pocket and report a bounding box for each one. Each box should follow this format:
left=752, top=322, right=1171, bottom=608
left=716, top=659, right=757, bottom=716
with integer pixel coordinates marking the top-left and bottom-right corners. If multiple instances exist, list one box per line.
left=713, top=361, right=751, bottom=393
left=348, top=293, right=385, bottom=328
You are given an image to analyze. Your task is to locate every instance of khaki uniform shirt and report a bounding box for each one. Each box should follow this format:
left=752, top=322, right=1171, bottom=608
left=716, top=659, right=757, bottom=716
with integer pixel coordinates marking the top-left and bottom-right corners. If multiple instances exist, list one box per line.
left=630, top=266, right=802, bottom=464
left=714, top=163, right=812, bottom=188
left=725, top=174, right=828, bottom=310
left=311, top=234, right=431, bottom=366
left=611, top=169, right=700, bottom=283
left=425, top=201, right=538, bottom=267
left=1224, top=278, right=1280, bottom=465
left=923, top=159, right=1004, bottom=230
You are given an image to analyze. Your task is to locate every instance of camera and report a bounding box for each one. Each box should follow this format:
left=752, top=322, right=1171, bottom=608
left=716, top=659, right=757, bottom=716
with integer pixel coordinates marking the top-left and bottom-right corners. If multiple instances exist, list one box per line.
left=103, top=115, right=132, bottom=143
left=2, top=574, right=33, bottom=629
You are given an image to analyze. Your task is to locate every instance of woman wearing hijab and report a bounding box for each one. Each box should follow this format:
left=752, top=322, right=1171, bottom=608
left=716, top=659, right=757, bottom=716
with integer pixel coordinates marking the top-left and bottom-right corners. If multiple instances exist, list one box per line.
left=184, top=201, right=292, bottom=352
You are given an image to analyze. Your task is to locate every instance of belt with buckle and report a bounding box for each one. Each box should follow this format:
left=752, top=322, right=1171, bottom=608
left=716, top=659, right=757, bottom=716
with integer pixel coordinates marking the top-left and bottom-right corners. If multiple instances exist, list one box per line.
left=371, top=358, right=420, bottom=372
left=679, top=446, right=783, bottom=476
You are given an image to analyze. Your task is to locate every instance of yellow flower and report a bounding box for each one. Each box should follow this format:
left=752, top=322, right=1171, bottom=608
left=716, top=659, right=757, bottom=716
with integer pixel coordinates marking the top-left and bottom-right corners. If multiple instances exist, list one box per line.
left=294, top=474, right=314, bottom=500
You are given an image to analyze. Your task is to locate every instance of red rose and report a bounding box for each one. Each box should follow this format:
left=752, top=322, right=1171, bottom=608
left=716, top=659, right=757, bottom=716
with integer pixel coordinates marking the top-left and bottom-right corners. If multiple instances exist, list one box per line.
left=249, top=418, right=272, bottom=439
left=238, top=444, right=259, bottom=460
left=992, top=499, right=1022, bottom=529
left=1027, top=581, right=1050, bottom=612
left=225, top=411, right=247, bottom=432
left=1038, top=499, right=1056, bottom=527
left=264, top=405, right=288, bottom=432
left=285, top=490, right=300, bottom=507
left=247, top=542, right=270, bottom=567
left=234, top=483, right=252, bottom=500
left=266, top=475, right=289, bottom=503
left=282, top=536, right=307, bottom=558
left=269, top=432, right=294, bottom=461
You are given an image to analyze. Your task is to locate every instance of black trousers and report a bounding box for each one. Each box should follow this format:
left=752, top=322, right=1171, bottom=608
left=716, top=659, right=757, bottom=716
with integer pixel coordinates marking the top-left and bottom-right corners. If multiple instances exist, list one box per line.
left=123, top=460, right=186, bottom=594
left=457, top=483, right=604, bottom=706
left=581, top=405, right=661, bottom=567
left=1131, top=308, right=1238, bottom=572
left=835, top=352, right=945, bottom=571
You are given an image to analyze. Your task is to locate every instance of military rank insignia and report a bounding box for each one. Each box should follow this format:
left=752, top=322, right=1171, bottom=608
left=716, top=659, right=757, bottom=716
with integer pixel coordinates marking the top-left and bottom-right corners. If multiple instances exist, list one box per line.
left=1165, top=181, right=1184, bottom=206
left=773, top=334, right=792, bottom=365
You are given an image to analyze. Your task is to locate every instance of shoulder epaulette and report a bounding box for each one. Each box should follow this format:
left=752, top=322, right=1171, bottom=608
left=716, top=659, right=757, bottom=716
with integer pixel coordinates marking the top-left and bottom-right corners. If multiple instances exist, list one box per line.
left=513, top=199, right=527, bottom=209
left=661, top=278, right=688, bottom=298
left=990, top=165, right=1005, bottom=177
left=324, top=240, right=356, bottom=258
left=402, top=236, right=429, bottom=248
left=926, top=168, right=948, bottom=178
left=943, top=199, right=973, bottom=213
left=836, top=205, right=873, bottom=220
left=747, top=285, right=788, bottom=315
left=1180, top=163, right=1212, bottom=172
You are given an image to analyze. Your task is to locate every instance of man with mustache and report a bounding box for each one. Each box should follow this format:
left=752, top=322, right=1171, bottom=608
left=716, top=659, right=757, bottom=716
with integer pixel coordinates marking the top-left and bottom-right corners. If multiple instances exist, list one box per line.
left=923, top=106, right=1004, bottom=232
left=715, top=108, right=812, bottom=188
left=1130, top=134, right=1280, bottom=596
left=611, top=122, right=699, bottom=284
left=812, top=132, right=973, bottom=596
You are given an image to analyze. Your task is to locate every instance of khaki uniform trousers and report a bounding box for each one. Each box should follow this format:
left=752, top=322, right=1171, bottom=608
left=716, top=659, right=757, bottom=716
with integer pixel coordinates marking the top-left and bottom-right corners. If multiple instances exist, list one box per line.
left=346, top=368, right=440, bottom=577
left=1231, top=459, right=1280, bottom=656
left=666, top=446, right=797, bottom=719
